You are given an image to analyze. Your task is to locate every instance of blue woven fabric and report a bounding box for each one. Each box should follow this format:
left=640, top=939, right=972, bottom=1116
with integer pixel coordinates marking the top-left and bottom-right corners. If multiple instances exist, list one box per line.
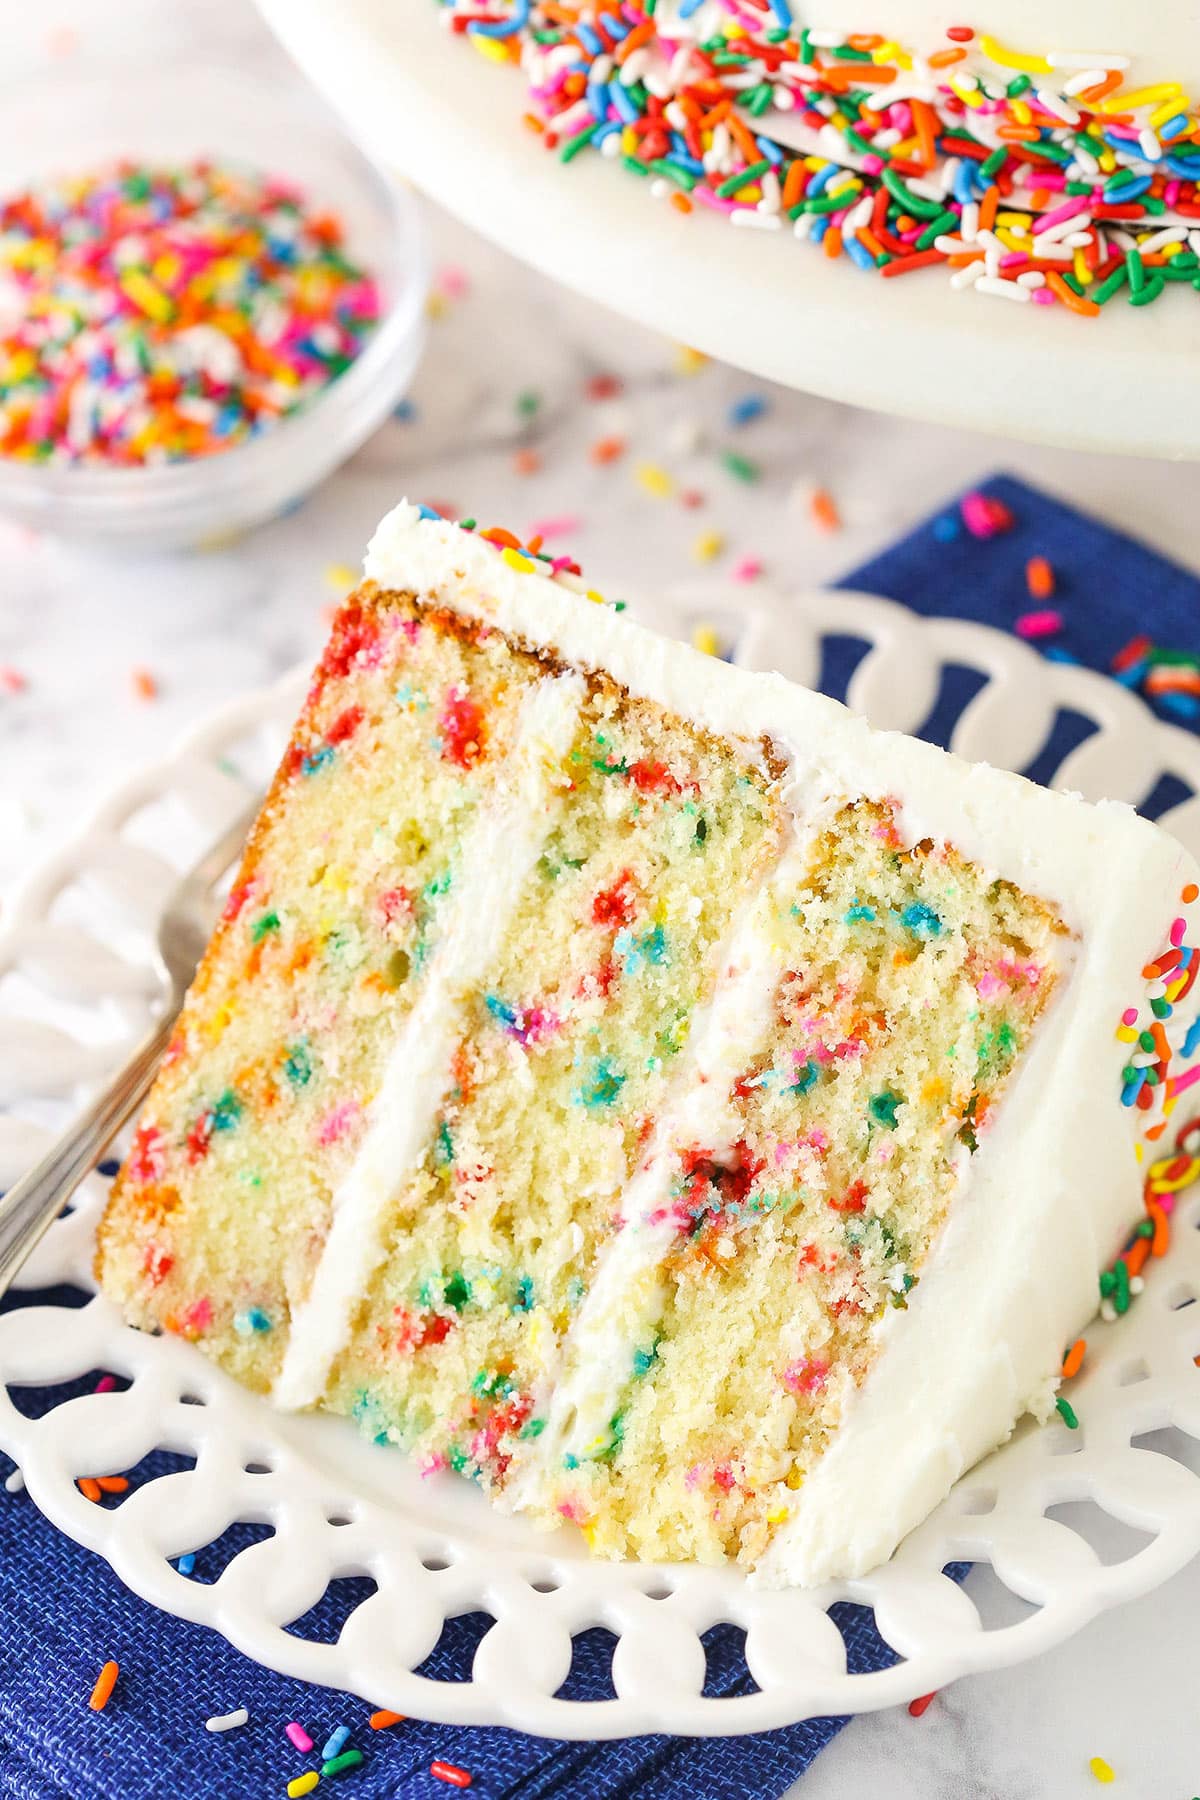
left=4, top=470, right=1191, bottom=1799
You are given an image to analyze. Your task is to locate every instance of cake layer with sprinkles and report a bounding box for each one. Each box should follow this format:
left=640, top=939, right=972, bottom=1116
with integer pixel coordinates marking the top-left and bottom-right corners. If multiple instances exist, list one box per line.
left=436, top=0, right=1200, bottom=315
left=98, top=501, right=1200, bottom=1585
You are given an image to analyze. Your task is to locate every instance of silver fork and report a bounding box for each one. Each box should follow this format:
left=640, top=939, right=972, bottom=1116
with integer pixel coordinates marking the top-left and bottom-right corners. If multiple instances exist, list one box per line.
left=0, top=798, right=260, bottom=1300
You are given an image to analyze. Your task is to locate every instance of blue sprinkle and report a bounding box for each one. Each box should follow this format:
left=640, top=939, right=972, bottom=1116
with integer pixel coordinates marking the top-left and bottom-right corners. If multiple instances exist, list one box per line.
left=788, top=1060, right=819, bottom=1096
left=322, top=1725, right=352, bottom=1762
left=932, top=513, right=960, bottom=543
left=953, top=161, right=977, bottom=206
left=769, top=0, right=793, bottom=24
left=176, top=1552, right=196, bottom=1576
left=677, top=0, right=706, bottom=15
left=609, top=81, right=639, bottom=125
left=467, top=0, right=530, bottom=36
left=844, top=234, right=877, bottom=273
left=416, top=502, right=443, bottom=520
left=807, top=163, right=836, bottom=198
left=1043, top=647, right=1080, bottom=664
left=844, top=902, right=876, bottom=923
left=234, top=1307, right=272, bottom=1336
left=1103, top=173, right=1152, bottom=202
left=394, top=398, right=418, bottom=423
left=1159, top=692, right=1200, bottom=722
left=1121, top=1072, right=1145, bottom=1108
left=575, top=18, right=604, bottom=50
left=600, top=11, right=629, bottom=37
left=728, top=393, right=767, bottom=428
left=97, top=1158, right=121, bottom=1179
left=755, top=134, right=785, bottom=165
left=485, top=993, right=519, bottom=1030
left=576, top=1056, right=626, bottom=1108
left=301, top=744, right=335, bottom=777
left=810, top=216, right=830, bottom=245
left=1113, top=657, right=1149, bottom=689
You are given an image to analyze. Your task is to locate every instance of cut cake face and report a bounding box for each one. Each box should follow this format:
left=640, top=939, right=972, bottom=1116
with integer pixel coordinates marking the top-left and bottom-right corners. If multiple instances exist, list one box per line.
left=97, top=503, right=1200, bottom=1585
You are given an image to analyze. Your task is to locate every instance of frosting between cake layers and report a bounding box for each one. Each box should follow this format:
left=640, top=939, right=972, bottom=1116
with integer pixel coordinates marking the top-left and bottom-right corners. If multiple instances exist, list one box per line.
left=272, top=669, right=587, bottom=1412
left=352, top=501, right=1200, bottom=1584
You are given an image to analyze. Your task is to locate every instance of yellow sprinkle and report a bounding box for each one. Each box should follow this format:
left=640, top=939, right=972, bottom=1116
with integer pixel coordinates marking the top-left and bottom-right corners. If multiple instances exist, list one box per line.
left=1101, top=82, right=1181, bottom=114
left=426, top=291, right=448, bottom=320
left=621, top=125, right=639, bottom=156
left=119, top=268, right=174, bottom=323
left=585, top=587, right=607, bottom=605
left=1011, top=99, right=1033, bottom=125
left=1134, top=1140, right=1144, bottom=1163
left=501, top=546, right=536, bottom=573
left=950, top=77, right=984, bottom=109
left=324, top=562, right=357, bottom=595
left=1088, top=1756, right=1115, bottom=1785
left=580, top=1520, right=598, bottom=1548
left=1074, top=250, right=1093, bottom=286
left=692, top=623, right=721, bottom=656
left=635, top=461, right=675, bottom=498
left=287, top=1776, right=320, bottom=1799
left=766, top=1505, right=790, bottom=1524
left=1116, top=1025, right=1138, bottom=1043
left=691, top=530, right=724, bottom=565
left=979, top=34, right=1052, bottom=75
left=674, top=344, right=708, bottom=375
left=1099, top=149, right=1117, bottom=172
left=1151, top=94, right=1190, bottom=129
left=872, top=40, right=900, bottom=64
left=785, top=1465, right=805, bottom=1490
left=471, top=31, right=515, bottom=61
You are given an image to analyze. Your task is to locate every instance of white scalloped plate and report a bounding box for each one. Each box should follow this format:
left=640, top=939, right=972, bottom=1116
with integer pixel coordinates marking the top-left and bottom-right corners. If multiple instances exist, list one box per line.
left=255, top=0, right=1200, bottom=461
left=4, top=584, right=1200, bottom=1738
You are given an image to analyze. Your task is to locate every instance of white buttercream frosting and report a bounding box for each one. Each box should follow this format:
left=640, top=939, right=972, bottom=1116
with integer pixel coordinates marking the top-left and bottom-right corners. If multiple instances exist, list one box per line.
left=298, top=500, right=1200, bottom=1586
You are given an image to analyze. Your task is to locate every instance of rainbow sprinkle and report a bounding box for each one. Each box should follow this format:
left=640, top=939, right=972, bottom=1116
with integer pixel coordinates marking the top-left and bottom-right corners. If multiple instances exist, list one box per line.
left=442, top=2, right=1200, bottom=314
left=0, top=161, right=380, bottom=465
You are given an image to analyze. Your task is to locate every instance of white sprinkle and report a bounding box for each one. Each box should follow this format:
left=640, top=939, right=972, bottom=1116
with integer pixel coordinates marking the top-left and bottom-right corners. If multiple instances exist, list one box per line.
left=5, top=1468, right=24, bottom=1493
left=1139, top=129, right=1163, bottom=163
left=1037, top=211, right=1093, bottom=246
left=1100, top=1299, right=1118, bottom=1323
left=1037, top=88, right=1081, bottom=125
left=1048, top=50, right=1131, bottom=72
left=1062, top=67, right=1108, bottom=95
left=934, top=234, right=968, bottom=254
left=976, top=275, right=1031, bottom=302
left=1144, top=226, right=1187, bottom=255
left=1130, top=1275, right=1146, bottom=1296
left=949, top=260, right=984, bottom=290
left=206, top=1708, right=249, bottom=1733
left=960, top=201, right=980, bottom=244
left=805, top=28, right=846, bottom=47
left=730, top=209, right=782, bottom=230
left=1017, top=271, right=1047, bottom=289
left=1063, top=230, right=1095, bottom=249
left=772, top=85, right=795, bottom=112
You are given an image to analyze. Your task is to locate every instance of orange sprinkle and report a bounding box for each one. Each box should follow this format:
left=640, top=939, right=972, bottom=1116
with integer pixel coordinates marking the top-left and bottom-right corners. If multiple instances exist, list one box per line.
left=928, top=46, right=967, bottom=67
left=998, top=123, right=1040, bottom=142
left=856, top=225, right=886, bottom=260
left=89, top=1661, right=119, bottom=1712
left=912, top=99, right=938, bottom=170
left=590, top=435, right=625, bottom=464
left=131, top=667, right=158, bottom=702
left=810, top=488, right=841, bottom=532
left=1123, top=1235, right=1151, bottom=1281
left=1046, top=271, right=1100, bottom=317
left=95, top=1475, right=129, bottom=1495
left=1079, top=70, right=1122, bottom=105
left=614, top=17, right=654, bottom=61
left=513, top=448, right=540, bottom=476
left=1145, top=1197, right=1170, bottom=1258
left=1183, top=883, right=1199, bottom=903
left=728, top=113, right=762, bottom=167
left=522, top=112, right=544, bottom=135
left=78, top=1477, right=102, bottom=1503
left=370, top=1709, right=406, bottom=1730
left=977, top=184, right=1000, bottom=233
left=782, top=160, right=806, bottom=211
left=669, top=192, right=692, bottom=213
left=1026, top=555, right=1055, bottom=600
left=1061, top=1339, right=1086, bottom=1380
left=823, top=225, right=843, bottom=260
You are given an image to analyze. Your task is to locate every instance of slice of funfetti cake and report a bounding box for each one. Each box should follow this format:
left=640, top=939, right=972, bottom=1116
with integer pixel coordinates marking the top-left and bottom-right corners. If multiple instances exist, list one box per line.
left=98, top=502, right=1200, bottom=1585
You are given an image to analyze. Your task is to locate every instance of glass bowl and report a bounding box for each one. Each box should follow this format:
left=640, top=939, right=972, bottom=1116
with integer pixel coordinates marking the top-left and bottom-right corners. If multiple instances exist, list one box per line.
left=0, top=56, right=428, bottom=551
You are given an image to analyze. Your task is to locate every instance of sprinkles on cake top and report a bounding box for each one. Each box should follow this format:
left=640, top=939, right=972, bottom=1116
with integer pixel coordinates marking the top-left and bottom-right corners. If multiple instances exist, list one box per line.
left=97, top=500, right=1200, bottom=1586
left=437, top=0, right=1200, bottom=313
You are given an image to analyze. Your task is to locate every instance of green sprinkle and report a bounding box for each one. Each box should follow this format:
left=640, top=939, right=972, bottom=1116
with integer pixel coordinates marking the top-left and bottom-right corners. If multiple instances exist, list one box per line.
left=444, top=1271, right=472, bottom=1312
left=561, top=124, right=599, bottom=163
left=915, top=208, right=958, bottom=250
left=322, top=1749, right=364, bottom=1777
left=980, top=146, right=1007, bottom=178
left=1055, top=1395, right=1079, bottom=1430
left=251, top=909, right=280, bottom=942
left=1126, top=249, right=1146, bottom=296
left=720, top=449, right=760, bottom=483
left=715, top=159, right=772, bottom=198
left=1113, top=1257, right=1131, bottom=1313
left=880, top=167, right=944, bottom=219
left=516, top=389, right=540, bottom=417
left=868, top=1090, right=903, bottom=1129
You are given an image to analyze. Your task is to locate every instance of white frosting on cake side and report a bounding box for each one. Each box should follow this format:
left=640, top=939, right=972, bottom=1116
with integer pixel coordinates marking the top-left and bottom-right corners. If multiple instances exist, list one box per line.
left=341, top=501, right=1200, bottom=1585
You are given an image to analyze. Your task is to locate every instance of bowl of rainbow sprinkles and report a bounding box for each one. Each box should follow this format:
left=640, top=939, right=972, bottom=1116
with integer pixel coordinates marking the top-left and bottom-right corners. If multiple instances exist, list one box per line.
left=0, top=55, right=428, bottom=551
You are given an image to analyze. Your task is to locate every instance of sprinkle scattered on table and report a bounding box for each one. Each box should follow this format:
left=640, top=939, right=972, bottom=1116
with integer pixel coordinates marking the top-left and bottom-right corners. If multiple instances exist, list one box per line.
left=321, top=1724, right=351, bottom=1761
left=88, top=1660, right=119, bottom=1712
left=907, top=1691, right=937, bottom=1718
left=368, top=1708, right=405, bottom=1730
left=131, top=667, right=158, bottom=702
left=1089, top=1755, right=1116, bottom=1784
left=287, top=1775, right=319, bottom=1799
left=205, top=1707, right=248, bottom=1733
left=286, top=1721, right=314, bottom=1752
left=0, top=161, right=381, bottom=467
left=431, top=1761, right=473, bottom=1788
left=322, top=1746, right=364, bottom=1777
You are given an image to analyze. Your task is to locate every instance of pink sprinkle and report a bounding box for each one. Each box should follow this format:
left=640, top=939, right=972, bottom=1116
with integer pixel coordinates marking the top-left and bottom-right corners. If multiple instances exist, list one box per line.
left=731, top=555, right=762, bottom=583
left=181, top=1296, right=213, bottom=1333
left=316, top=1100, right=361, bottom=1147
left=94, top=1375, right=116, bottom=1394
left=861, top=153, right=884, bottom=175
left=1032, top=287, right=1057, bottom=306
left=781, top=1356, right=829, bottom=1396
left=1122, top=1007, right=1139, bottom=1027
left=0, top=665, right=27, bottom=694
left=1171, top=917, right=1187, bottom=947
left=436, top=264, right=470, bottom=299
left=285, top=1723, right=313, bottom=1753
left=977, top=971, right=1008, bottom=1001
left=1032, top=196, right=1089, bottom=235
left=1015, top=609, right=1063, bottom=640
left=528, top=514, right=581, bottom=541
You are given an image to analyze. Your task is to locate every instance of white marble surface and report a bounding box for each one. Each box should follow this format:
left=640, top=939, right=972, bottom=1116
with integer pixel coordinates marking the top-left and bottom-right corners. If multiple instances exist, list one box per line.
left=4, top=2, right=1200, bottom=1795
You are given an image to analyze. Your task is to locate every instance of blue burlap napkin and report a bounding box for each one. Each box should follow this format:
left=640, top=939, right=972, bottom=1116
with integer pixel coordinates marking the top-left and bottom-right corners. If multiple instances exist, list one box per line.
left=1, top=472, right=1194, bottom=1799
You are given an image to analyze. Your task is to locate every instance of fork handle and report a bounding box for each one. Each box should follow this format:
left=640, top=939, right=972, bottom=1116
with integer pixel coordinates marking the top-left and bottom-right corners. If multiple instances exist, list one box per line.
left=0, top=1010, right=175, bottom=1300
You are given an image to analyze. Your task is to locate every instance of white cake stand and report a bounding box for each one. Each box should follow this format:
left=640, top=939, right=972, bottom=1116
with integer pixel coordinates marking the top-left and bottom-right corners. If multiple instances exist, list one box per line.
left=256, top=0, right=1200, bottom=461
